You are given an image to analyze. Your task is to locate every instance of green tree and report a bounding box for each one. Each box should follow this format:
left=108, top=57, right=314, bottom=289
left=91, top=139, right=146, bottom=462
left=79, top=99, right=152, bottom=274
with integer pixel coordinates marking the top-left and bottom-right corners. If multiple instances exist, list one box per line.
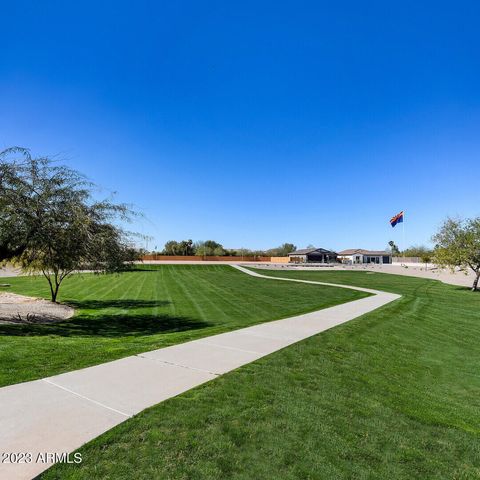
left=420, top=252, right=432, bottom=270
left=433, top=217, right=480, bottom=291
left=276, top=243, right=296, bottom=256
left=0, top=147, right=139, bottom=302
left=265, top=243, right=296, bottom=257
left=178, top=239, right=194, bottom=256
left=401, top=245, right=432, bottom=258
left=213, top=246, right=226, bottom=256
left=0, top=147, right=32, bottom=261
left=236, top=248, right=252, bottom=258
left=163, top=241, right=180, bottom=255
left=195, top=240, right=225, bottom=256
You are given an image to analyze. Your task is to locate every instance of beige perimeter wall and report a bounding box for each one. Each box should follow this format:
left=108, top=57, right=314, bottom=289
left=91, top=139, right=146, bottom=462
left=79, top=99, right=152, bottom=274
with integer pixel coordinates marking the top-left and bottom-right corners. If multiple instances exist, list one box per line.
left=142, top=255, right=290, bottom=262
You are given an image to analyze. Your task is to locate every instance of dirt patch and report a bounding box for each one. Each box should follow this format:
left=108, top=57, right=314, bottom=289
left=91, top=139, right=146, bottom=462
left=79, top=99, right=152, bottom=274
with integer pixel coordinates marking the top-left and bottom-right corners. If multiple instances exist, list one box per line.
left=0, top=266, right=21, bottom=277
left=0, top=292, right=75, bottom=324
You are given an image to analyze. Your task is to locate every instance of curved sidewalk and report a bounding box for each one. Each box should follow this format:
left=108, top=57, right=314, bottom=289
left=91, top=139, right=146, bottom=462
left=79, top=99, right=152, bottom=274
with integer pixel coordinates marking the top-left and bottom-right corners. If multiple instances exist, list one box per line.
left=0, top=267, right=400, bottom=480
left=232, top=264, right=384, bottom=294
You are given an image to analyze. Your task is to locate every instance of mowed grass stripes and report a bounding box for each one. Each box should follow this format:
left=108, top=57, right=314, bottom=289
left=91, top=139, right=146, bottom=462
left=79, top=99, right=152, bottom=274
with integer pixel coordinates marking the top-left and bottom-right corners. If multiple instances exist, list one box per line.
left=0, top=265, right=366, bottom=387
left=42, top=269, right=480, bottom=480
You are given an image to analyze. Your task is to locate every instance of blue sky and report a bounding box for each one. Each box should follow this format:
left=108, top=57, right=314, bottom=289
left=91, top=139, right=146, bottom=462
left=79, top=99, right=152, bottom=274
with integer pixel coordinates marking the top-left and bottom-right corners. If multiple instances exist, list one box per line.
left=1, top=1, right=479, bottom=251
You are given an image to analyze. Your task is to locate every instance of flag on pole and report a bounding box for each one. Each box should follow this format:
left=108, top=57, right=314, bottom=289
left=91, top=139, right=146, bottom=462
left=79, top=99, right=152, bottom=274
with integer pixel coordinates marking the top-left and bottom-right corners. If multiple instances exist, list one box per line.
left=390, top=211, right=404, bottom=228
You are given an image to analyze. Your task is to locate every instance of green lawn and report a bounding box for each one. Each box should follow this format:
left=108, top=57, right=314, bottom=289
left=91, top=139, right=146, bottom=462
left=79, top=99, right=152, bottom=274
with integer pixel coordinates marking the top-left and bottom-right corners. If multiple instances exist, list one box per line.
left=42, top=269, right=480, bottom=479
left=0, top=265, right=364, bottom=387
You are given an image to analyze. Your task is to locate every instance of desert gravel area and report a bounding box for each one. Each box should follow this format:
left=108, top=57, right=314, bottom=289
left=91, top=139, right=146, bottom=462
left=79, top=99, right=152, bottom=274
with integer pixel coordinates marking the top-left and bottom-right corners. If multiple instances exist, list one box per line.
left=0, top=266, right=21, bottom=277
left=346, top=264, right=476, bottom=288
left=251, top=263, right=477, bottom=288
left=0, top=292, right=74, bottom=324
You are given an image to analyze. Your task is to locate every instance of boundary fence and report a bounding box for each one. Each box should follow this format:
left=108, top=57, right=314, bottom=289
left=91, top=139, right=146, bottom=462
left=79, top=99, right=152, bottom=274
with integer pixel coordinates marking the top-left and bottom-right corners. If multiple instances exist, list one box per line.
left=392, top=257, right=423, bottom=263
left=141, top=255, right=290, bottom=263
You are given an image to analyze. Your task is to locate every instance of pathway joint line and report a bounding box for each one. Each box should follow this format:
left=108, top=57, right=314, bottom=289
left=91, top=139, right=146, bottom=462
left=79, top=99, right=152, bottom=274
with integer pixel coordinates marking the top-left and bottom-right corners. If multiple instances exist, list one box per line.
left=136, top=354, right=220, bottom=376
left=197, top=341, right=262, bottom=355
left=2, top=265, right=401, bottom=480
left=42, top=378, right=132, bottom=418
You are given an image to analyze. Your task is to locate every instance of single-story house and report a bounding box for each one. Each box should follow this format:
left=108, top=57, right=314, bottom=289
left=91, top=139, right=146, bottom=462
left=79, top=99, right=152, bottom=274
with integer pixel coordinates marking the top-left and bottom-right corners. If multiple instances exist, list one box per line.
left=288, top=248, right=338, bottom=264
left=337, top=249, right=392, bottom=265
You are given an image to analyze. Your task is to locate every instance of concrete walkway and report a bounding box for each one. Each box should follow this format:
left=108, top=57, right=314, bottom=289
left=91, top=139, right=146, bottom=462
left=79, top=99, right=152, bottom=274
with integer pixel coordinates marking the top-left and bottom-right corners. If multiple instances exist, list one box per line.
left=0, top=267, right=400, bottom=479
left=251, top=262, right=478, bottom=289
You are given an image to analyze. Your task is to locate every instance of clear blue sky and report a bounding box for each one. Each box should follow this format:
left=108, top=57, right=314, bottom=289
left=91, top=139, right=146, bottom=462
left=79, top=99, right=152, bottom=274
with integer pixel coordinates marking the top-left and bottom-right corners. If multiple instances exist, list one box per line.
left=1, top=1, right=479, bottom=251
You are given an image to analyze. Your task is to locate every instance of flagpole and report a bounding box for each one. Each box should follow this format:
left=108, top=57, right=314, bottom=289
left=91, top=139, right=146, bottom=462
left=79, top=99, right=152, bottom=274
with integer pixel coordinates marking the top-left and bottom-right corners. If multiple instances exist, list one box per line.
left=402, top=211, right=405, bottom=258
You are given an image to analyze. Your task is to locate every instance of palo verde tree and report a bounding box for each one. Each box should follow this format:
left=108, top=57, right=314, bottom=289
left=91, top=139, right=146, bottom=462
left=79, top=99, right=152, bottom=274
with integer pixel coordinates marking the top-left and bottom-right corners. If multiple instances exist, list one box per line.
left=266, top=243, right=297, bottom=257
left=195, top=240, right=226, bottom=256
left=162, top=240, right=181, bottom=255
left=0, top=147, right=139, bottom=302
left=432, top=217, right=480, bottom=292
left=162, top=239, right=194, bottom=256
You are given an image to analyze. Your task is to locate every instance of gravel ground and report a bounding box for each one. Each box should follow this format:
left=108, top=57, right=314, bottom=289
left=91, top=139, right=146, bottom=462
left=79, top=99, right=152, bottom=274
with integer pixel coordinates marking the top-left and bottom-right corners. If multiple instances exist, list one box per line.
left=251, top=263, right=477, bottom=288
left=0, top=292, right=74, bottom=324
left=0, top=266, right=21, bottom=277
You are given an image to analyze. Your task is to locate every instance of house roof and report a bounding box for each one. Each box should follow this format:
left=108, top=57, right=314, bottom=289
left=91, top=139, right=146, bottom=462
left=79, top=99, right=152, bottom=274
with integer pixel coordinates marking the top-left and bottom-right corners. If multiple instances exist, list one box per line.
left=288, top=247, right=337, bottom=256
left=337, top=249, right=364, bottom=255
left=337, top=249, right=391, bottom=256
left=288, top=248, right=317, bottom=255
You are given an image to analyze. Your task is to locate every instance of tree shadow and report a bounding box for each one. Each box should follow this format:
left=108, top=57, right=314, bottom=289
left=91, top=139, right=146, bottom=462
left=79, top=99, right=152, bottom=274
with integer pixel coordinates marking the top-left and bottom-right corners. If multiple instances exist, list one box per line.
left=119, top=266, right=160, bottom=272
left=0, top=298, right=212, bottom=337
left=451, top=285, right=479, bottom=293
left=64, top=299, right=171, bottom=310
left=0, top=313, right=211, bottom=338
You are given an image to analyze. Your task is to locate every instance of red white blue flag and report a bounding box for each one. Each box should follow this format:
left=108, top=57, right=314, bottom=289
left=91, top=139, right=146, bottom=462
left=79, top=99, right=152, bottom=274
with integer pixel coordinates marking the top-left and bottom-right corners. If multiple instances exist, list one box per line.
left=390, top=211, right=404, bottom=228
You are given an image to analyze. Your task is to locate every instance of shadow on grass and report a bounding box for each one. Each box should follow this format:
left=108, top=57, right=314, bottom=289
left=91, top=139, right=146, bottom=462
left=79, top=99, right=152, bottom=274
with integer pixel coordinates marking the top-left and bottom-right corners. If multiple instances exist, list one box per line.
left=120, top=267, right=160, bottom=272
left=0, top=314, right=211, bottom=338
left=0, top=298, right=212, bottom=338
left=64, top=299, right=171, bottom=310
left=451, top=285, right=480, bottom=293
